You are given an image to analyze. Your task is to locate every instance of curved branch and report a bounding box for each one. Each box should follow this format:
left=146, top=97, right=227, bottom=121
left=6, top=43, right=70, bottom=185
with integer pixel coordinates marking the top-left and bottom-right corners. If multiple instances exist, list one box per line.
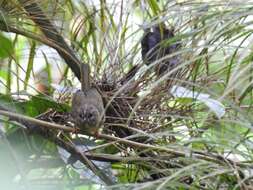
left=17, top=0, right=82, bottom=80
left=0, top=109, right=75, bottom=132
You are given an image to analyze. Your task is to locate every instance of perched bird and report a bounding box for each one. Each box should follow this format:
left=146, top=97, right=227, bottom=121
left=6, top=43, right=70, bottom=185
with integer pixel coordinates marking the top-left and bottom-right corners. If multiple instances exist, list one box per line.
left=71, top=64, right=104, bottom=135
left=141, top=24, right=180, bottom=76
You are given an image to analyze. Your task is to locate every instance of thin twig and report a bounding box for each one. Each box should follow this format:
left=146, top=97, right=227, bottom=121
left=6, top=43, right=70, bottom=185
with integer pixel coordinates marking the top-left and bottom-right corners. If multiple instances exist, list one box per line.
left=97, top=133, right=251, bottom=168
left=0, top=109, right=75, bottom=132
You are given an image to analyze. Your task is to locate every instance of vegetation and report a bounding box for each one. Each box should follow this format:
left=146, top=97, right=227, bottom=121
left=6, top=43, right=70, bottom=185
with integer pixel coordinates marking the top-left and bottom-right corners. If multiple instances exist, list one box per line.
left=0, top=0, right=253, bottom=189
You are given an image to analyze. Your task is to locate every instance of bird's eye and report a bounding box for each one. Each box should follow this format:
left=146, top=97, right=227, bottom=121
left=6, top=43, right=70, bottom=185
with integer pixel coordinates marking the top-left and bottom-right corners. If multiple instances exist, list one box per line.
left=87, top=113, right=93, bottom=119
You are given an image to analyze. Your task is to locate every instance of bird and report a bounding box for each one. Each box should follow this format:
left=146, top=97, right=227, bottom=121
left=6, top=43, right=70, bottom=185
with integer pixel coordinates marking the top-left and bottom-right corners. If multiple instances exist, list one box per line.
left=141, top=24, right=180, bottom=76
left=71, top=64, right=104, bottom=135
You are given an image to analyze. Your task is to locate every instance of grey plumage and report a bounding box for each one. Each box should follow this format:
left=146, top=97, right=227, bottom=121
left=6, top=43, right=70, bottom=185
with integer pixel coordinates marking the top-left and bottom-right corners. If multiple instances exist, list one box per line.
left=71, top=64, right=104, bottom=134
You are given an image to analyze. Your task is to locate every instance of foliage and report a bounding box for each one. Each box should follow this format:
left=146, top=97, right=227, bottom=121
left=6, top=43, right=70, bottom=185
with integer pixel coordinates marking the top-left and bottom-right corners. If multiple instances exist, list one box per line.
left=0, top=0, right=253, bottom=189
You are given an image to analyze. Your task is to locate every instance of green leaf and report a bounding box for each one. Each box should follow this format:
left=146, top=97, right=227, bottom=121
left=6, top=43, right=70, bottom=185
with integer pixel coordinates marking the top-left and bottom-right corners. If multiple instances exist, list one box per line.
left=23, top=95, right=70, bottom=116
left=0, top=33, right=13, bottom=58
left=0, top=93, right=24, bottom=113
left=24, top=41, right=36, bottom=90
left=0, top=69, right=8, bottom=81
left=147, top=0, right=160, bottom=16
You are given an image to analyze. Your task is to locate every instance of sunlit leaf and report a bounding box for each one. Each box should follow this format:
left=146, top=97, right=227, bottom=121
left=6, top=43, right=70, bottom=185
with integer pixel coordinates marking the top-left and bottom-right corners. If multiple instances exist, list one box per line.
left=171, top=85, right=225, bottom=119
left=0, top=33, right=13, bottom=58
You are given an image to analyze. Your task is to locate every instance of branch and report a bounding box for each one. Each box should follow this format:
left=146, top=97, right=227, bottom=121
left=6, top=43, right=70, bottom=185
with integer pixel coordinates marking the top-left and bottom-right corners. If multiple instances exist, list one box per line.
left=97, top=134, right=251, bottom=168
left=0, top=109, right=75, bottom=132
left=17, top=0, right=82, bottom=80
left=0, top=108, right=115, bottom=185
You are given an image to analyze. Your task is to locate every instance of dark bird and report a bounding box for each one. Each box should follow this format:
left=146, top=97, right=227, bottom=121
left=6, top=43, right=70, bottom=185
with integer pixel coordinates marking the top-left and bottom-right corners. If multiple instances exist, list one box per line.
left=141, top=25, right=180, bottom=76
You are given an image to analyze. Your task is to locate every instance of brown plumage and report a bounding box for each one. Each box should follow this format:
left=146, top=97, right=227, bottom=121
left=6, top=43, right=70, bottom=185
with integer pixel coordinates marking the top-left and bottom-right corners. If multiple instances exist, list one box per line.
left=71, top=64, right=104, bottom=134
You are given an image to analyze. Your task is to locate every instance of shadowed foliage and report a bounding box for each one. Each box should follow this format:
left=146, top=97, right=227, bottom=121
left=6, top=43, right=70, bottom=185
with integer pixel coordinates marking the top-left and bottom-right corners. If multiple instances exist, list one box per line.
left=0, top=0, right=253, bottom=189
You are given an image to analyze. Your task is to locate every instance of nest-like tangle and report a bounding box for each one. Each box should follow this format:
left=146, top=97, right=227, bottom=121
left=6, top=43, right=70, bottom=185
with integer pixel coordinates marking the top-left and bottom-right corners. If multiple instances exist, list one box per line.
left=30, top=21, right=191, bottom=176
left=31, top=53, right=251, bottom=187
left=38, top=63, right=188, bottom=138
left=100, top=67, right=188, bottom=139
left=34, top=63, right=190, bottom=182
left=31, top=26, right=195, bottom=183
